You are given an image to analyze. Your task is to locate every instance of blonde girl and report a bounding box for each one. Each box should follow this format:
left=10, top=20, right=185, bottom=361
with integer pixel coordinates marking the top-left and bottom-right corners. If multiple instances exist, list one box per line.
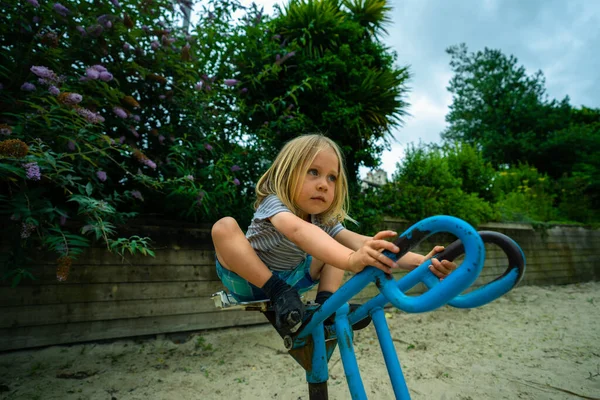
left=211, top=134, right=455, bottom=332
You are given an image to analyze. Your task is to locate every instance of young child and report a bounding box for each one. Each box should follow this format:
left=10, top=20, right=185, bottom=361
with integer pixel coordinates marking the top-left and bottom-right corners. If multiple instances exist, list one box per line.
left=211, top=134, right=456, bottom=332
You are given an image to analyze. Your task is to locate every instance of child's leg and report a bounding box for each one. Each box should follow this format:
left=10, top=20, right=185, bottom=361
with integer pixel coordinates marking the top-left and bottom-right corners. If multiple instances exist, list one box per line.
left=211, top=217, right=273, bottom=288
left=212, top=217, right=305, bottom=331
left=309, top=259, right=345, bottom=293
left=310, top=258, right=372, bottom=329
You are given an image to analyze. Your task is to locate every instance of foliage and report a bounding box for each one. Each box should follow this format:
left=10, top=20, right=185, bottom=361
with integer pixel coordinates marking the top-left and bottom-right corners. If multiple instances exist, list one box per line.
left=442, top=43, right=558, bottom=167
left=441, top=43, right=600, bottom=224
left=492, top=165, right=558, bottom=223
left=352, top=143, right=497, bottom=232
left=233, top=0, right=411, bottom=179
left=0, top=0, right=259, bottom=282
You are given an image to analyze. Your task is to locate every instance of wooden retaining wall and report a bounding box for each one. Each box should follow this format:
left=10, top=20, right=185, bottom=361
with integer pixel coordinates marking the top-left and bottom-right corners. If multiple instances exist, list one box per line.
left=1, top=220, right=598, bottom=352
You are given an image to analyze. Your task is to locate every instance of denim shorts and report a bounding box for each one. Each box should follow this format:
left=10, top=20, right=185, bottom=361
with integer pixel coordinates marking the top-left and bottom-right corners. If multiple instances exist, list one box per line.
left=216, top=256, right=318, bottom=302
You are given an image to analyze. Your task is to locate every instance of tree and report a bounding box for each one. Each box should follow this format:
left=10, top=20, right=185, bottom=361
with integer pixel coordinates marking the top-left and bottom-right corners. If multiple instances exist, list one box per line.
left=442, top=43, right=569, bottom=167
left=234, top=0, right=411, bottom=180
left=441, top=44, right=600, bottom=223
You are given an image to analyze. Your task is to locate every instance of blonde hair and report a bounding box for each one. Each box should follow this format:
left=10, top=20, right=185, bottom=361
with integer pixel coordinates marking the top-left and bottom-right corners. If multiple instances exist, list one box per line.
left=255, top=134, right=351, bottom=225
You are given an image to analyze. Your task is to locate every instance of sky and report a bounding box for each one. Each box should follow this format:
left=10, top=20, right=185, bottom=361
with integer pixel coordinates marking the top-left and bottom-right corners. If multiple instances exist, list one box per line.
left=201, top=0, right=600, bottom=178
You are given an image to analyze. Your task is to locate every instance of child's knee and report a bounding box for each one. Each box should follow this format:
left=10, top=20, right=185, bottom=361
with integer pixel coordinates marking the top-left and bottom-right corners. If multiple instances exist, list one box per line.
left=211, top=217, right=240, bottom=241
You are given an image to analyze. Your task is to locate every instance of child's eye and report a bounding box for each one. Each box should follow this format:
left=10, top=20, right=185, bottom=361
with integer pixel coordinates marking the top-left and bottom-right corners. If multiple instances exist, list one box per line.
left=328, top=175, right=337, bottom=182
left=308, top=169, right=318, bottom=176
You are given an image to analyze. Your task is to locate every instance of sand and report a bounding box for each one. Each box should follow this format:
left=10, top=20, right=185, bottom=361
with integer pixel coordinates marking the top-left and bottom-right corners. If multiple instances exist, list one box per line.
left=1, top=282, right=599, bottom=400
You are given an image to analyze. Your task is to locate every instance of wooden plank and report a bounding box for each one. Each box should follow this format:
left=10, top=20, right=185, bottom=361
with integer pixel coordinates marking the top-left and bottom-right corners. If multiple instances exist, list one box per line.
left=0, top=264, right=218, bottom=287
left=9, top=248, right=217, bottom=267
left=1, top=297, right=223, bottom=329
left=0, top=310, right=267, bottom=352
left=0, top=280, right=227, bottom=306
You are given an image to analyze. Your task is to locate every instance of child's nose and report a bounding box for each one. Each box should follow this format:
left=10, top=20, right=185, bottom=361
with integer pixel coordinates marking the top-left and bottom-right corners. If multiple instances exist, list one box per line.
left=317, top=178, right=327, bottom=191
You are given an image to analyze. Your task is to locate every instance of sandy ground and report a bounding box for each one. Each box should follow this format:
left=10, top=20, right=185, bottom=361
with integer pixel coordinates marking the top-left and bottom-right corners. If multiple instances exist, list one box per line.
left=1, top=282, right=599, bottom=400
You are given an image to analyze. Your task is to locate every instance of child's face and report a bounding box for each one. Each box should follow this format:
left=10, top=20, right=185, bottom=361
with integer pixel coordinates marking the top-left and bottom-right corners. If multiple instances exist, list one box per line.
left=295, top=147, right=339, bottom=218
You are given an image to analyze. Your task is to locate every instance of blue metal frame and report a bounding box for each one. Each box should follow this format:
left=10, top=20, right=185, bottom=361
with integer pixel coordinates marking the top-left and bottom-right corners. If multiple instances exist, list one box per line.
left=286, top=215, right=526, bottom=399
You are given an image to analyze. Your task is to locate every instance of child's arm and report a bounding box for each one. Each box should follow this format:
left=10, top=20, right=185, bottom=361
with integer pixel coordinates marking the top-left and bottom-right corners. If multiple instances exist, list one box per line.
left=269, top=212, right=398, bottom=274
left=335, top=229, right=457, bottom=278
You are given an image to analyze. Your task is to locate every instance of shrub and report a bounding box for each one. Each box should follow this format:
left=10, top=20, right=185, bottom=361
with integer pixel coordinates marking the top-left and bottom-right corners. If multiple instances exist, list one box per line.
left=0, top=0, right=257, bottom=284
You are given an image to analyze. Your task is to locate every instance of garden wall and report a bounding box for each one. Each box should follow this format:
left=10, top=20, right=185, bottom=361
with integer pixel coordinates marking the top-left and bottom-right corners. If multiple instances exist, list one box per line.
left=1, top=220, right=598, bottom=352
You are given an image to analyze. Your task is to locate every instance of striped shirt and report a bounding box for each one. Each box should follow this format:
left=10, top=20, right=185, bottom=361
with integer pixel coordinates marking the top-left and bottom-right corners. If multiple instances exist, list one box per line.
left=246, top=195, right=345, bottom=271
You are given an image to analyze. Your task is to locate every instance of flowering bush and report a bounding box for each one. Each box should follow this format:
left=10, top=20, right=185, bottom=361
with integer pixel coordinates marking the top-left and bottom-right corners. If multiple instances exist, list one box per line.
left=0, top=0, right=259, bottom=284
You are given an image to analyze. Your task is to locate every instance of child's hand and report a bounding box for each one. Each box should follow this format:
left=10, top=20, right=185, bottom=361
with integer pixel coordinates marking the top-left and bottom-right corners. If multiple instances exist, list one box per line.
left=347, top=230, right=399, bottom=274
left=424, top=246, right=457, bottom=279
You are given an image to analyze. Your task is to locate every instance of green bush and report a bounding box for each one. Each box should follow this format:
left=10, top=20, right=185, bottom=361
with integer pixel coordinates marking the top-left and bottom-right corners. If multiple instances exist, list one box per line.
left=0, top=0, right=258, bottom=283
left=492, top=165, right=558, bottom=223
left=352, top=143, right=497, bottom=232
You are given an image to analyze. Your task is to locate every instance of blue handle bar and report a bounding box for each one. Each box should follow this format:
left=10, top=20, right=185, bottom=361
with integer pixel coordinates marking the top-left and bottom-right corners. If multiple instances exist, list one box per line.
left=298, top=215, right=485, bottom=339
left=420, top=231, right=526, bottom=308
left=366, top=215, right=486, bottom=313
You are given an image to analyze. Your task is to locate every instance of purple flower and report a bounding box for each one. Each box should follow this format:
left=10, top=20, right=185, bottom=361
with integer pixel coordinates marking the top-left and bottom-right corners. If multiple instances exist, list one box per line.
left=185, top=175, right=194, bottom=181
left=123, top=43, right=131, bottom=51
left=65, top=93, right=82, bottom=104
left=53, top=3, right=70, bottom=17
left=49, top=86, right=60, bottom=95
left=98, top=71, right=113, bottom=82
left=129, top=127, right=139, bottom=138
left=196, top=191, right=205, bottom=205
left=151, top=41, right=160, bottom=50
left=75, top=107, right=104, bottom=124
left=158, top=95, right=166, bottom=100
left=23, top=162, right=41, bottom=180
left=224, top=79, right=239, bottom=87
left=97, top=15, right=113, bottom=29
left=110, top=0, right=121, bottom=7
left=67, top=140, right=76, bottom=151
left=119, top=136, right=126, bottom=144
left=131, top=114, right=141, bottom=122
left=240, top=87, right=248, bottom=94
left=87, top=24, right=103, bottom=37
left=131, top=190, right=144, bottom=201
left=21, top=82, right=36, bottom=92
left=91, top=65, right=107, bottom=73
left=113, top=106, right=128, bottom=118
left=158, top=135, right=165, bottom=144
left=231, top=165, right=241, bottom=172
left=233, top=178, right=240, bottom=186
left=76, top=26, right=86, bottom=36
left=96, top=170, right=107, bottom=182
left=31, top=66, right=58, bottom=83
left=162, top=35, right=175, bottom=46
left=86, top=68, right=100, bottom=80
left=197, top=157, right=204, bottom=163
left=27, top=0, right=40, bottom=7
left=204, top=143, right=213, bottom=151
left=143, top=159, right=157, bottom=169
left=194, top=81, right=203, bottom=90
